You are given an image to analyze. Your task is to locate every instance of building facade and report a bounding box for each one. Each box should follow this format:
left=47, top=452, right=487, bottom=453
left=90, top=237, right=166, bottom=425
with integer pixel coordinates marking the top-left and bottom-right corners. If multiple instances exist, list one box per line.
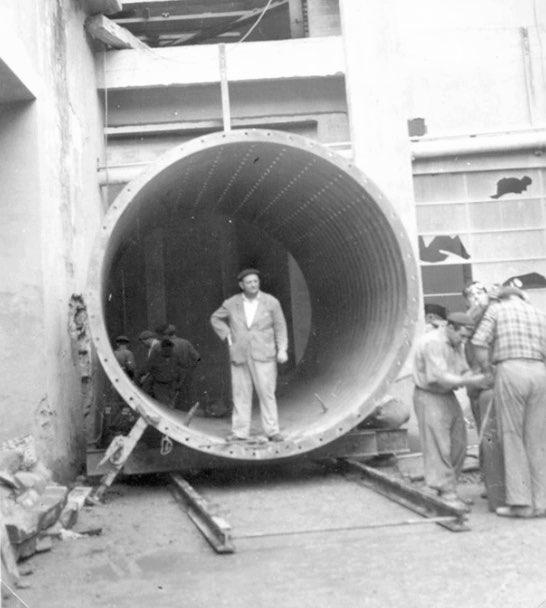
left=1, top=0, right=545, bottom=478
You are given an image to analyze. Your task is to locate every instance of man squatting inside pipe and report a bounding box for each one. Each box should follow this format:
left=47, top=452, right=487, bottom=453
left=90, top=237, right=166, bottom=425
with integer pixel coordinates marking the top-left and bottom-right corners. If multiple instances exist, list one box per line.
left=210, top=268, right=288, bottom=443
left=413, top=312, right=489, bottom=508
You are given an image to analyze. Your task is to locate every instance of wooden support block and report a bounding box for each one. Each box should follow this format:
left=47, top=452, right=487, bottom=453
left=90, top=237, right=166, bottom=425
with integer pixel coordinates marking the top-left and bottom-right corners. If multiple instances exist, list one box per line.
left=84, top=0, right=122, bottom=16
left=88, top=417, right=148, bottom=503
left=1, top=523, right=20, bottom=588
left=85, top=14, right=148, bottom=50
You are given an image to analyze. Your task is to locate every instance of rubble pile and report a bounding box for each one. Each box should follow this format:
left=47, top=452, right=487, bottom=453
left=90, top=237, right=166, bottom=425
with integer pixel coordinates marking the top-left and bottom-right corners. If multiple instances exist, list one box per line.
left=0, top=435, right=91, bottom=599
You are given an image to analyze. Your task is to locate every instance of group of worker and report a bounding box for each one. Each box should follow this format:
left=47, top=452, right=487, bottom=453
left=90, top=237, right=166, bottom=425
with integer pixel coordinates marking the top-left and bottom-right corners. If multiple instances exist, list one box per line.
left=110, top=323, right=200, bottom=422
left=416, top=282, right=546, bottom=518
left=109, top=268, right=289, bottom=444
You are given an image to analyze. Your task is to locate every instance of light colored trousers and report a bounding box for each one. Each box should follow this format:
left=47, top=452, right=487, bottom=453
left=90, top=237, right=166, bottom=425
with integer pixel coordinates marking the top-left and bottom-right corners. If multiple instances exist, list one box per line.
left=413, top=387, right=467, bottom=493
left=231, top=356, right=280, bottom=437
left=495, top=359, right=546, bottom=510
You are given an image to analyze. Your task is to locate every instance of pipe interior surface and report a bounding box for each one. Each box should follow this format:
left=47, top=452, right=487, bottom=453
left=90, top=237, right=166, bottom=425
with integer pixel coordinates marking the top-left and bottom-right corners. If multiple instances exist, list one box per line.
left=87, top=129, right=419, bottom=461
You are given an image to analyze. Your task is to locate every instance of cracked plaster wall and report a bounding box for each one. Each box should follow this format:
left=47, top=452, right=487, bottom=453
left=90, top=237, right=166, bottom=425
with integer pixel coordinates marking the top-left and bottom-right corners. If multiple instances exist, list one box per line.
left=0, top=1, right=104, bottom=482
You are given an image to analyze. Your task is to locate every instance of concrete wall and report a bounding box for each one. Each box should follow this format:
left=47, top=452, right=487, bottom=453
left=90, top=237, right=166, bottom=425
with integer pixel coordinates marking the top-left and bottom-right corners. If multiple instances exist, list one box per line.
left=399, top=0, right=546, bottom=134
left=307, top=0, right=340, bottom=37
left=0, top=1, right=104, bottom=481
left=0, top=104, right=44, bottom=440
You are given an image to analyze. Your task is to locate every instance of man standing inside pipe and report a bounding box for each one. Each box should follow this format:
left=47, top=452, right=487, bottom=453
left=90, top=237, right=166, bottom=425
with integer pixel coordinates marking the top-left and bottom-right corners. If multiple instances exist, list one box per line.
left=413, top=312, right=487, bottom=508
left=210, top=269, right=288, bottom=442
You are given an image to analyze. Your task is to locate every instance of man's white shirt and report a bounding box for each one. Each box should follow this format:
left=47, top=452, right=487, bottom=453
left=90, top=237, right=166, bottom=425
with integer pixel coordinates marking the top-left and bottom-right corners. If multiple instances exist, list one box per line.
left=242, top=292, right=260, bottom=328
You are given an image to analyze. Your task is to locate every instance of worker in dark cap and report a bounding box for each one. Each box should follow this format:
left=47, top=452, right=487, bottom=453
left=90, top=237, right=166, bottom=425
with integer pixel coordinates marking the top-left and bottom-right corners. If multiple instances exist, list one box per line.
left=472, top=284, right=546, bottom=518
left=138, top=329, right=160, bottom=360
left=113, top=335, right=136, bottom=379
left=413, top=311, right=488, bottom=508
left=497, top=284, right=527, bottom=301
left=210, top=268, right=288, bottom=442
left=103, top=335, right=138, bottom=442
left=138, top=338, right=184, bottom=407
left=152, top=323, right=201, bottom=411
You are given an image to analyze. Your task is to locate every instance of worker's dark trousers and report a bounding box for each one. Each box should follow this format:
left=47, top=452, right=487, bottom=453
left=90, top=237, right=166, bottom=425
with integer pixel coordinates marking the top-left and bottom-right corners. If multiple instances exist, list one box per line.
left=413, top=387, right=466, bottom=494
left=478, top=388, right=505, bottom=511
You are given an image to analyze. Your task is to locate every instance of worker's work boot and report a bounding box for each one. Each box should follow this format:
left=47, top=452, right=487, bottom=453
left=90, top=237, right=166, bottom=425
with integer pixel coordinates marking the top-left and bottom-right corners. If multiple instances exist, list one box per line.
left=439, top=490, right=470, bottom=511
left=495, top=505, right=534, bottom=518
left=268, top=433, right=284, bottom=442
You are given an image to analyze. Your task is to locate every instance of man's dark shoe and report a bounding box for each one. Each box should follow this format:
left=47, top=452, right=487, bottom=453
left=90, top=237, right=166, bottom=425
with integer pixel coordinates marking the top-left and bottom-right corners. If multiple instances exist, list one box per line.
left=439, top=491, right=470, bottom=511
left=268, top=433, right=284, bottom=442
left=534, top=508, right=546, bottom=518
left=496, top=505, right=534, bottom=518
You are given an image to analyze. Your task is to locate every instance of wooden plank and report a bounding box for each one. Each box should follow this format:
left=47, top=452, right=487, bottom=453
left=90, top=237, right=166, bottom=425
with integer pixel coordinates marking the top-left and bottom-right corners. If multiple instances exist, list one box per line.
left=97, top=36, right=344, bottom=90
left=87, top=417, right=148, bottom=503
left=1, top=522, right=20, bottom=588
left=104, top=116, right=318, bottom=137
left=85, top=14, right=149, bottom=49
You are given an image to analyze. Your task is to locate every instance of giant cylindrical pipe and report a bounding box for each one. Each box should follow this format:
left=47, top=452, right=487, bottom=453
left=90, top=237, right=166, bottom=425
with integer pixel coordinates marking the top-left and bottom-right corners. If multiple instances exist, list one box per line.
left=87, top=129, right=419, bottom=461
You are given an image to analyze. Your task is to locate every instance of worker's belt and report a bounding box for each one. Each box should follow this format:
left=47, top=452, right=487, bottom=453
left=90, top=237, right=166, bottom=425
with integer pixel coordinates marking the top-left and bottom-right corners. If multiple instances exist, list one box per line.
left=414, top=385, right=453, bottom=396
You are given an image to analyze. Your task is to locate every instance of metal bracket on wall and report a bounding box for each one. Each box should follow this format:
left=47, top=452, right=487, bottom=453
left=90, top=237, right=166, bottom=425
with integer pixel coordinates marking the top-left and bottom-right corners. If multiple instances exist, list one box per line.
left=87, top=416, right=148, bottom=504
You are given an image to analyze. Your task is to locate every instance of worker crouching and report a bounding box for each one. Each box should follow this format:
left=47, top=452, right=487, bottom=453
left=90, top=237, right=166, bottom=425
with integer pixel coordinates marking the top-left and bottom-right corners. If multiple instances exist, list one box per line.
left=413, top=312, right=489, bottom=508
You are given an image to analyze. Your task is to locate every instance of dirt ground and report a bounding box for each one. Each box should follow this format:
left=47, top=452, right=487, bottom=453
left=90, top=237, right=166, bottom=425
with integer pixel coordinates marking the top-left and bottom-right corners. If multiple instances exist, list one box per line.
left=7, top=456, right=546, bottom=608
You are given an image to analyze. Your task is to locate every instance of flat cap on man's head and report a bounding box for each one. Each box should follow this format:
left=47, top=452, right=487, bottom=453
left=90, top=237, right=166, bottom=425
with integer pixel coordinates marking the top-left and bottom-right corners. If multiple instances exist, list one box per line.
left=237, top=268, right=260, bottom=281
left=424, top=303, right=447, bottom=320
left=138, top=330, right=156, bottom=341
left=447, top=312, right=475, bottom=327
left=115, top=335, right=130, bottom=344
left=498, top=285, right=525, bottom=300
left=154, top=323, right=169, bottom=335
